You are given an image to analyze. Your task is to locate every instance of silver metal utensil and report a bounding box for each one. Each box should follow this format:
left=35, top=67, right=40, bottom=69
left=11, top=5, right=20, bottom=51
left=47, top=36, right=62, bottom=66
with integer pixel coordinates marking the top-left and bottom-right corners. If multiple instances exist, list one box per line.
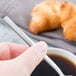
left=3, top=16, right=73, bottom=76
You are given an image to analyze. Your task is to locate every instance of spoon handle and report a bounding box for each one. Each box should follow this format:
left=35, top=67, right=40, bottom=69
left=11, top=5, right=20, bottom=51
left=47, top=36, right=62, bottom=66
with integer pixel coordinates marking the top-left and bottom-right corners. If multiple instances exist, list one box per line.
left=3, top=16, right=65, bottom=76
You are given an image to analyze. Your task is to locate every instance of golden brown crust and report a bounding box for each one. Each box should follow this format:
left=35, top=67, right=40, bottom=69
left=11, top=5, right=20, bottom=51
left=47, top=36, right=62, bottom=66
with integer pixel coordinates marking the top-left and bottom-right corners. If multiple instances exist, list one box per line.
left=60, top=2, right=76, bottom=41
left=29, top=1, right=76, bottom=41
left=60, top=2, right=76, bottom=27
left=29, top=1, right=61, bottom=34
left=63, top=15, right=76, bottom=41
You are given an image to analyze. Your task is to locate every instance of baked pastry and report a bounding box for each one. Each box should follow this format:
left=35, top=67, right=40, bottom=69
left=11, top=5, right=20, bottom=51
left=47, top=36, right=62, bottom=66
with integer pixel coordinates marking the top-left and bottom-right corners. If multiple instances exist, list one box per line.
left=60, top=2, right=76, bottom=41
left=29, top=1, right=62, bottom=34
left=29, top=1, right=76, bottom=41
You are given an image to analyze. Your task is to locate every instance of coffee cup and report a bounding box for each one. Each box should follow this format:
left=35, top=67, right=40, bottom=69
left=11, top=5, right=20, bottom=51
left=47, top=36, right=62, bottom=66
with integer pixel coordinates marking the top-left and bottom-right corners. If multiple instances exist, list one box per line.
left=47, top=47, right=76, bottom=65
left=32, top=48, right=76, bottom=76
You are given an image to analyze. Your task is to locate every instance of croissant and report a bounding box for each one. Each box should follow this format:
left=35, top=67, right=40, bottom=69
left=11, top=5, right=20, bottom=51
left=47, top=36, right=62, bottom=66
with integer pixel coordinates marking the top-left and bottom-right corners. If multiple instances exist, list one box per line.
left=29, top=1, right=62, bottom=34
left=29, top=1, right=76, bottom=41
left=60, top=2, right=76, bottom=41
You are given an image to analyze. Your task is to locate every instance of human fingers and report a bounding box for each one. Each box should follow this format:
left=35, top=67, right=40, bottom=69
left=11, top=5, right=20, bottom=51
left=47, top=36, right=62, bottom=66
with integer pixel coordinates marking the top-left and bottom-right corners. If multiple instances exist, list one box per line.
left=0, top=42, right=29, bottom=60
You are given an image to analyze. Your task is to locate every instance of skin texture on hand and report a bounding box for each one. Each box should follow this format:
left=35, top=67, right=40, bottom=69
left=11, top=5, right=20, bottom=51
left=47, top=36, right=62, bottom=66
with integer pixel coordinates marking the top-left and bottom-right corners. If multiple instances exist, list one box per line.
left=0, top=41, right=47, bottom=76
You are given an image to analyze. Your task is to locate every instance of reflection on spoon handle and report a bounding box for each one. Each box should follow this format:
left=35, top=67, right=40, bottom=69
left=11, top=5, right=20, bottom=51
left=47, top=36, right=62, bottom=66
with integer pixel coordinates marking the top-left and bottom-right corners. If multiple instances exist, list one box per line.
left=44, top=55, right=65, bottom=76
left=3, top=16, right=65, bottom=76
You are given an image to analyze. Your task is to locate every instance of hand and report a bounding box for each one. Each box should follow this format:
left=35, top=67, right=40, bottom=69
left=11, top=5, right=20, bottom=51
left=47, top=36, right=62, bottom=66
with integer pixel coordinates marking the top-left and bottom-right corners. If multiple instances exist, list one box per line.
left=0, top=41, right=47, bottom=76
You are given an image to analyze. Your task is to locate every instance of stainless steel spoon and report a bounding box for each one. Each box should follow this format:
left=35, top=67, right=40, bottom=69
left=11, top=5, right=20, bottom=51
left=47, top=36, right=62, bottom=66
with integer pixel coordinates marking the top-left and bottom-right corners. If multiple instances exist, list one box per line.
left=3, top=16, right=72, bottom=76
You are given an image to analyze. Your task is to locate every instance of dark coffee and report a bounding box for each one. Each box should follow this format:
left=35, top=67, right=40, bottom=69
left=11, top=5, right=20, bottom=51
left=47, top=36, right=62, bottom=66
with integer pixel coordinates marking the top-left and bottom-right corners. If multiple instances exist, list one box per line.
left=31, top=54, right=76, bottom=76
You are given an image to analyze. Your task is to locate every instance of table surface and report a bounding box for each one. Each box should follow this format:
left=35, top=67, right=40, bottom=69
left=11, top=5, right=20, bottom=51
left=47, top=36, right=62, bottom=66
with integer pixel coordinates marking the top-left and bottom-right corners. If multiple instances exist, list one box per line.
left=0, top=23, right=26, bottom=44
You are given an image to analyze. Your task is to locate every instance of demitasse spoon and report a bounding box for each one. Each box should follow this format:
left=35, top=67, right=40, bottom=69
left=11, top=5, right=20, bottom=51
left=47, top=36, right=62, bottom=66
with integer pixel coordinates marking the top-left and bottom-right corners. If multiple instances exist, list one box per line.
left=3, top=16, right=72, bottom=76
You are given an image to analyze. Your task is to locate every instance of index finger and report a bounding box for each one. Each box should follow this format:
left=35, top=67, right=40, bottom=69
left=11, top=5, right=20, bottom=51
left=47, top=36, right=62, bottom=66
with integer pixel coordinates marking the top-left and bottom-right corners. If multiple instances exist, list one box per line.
left=0, top=42, right=29, bottom=60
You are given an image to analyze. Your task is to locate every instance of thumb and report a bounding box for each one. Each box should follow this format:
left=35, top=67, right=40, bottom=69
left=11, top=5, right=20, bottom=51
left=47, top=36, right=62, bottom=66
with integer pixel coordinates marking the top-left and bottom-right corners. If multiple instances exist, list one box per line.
left=16, top=41, right=47, bottom=74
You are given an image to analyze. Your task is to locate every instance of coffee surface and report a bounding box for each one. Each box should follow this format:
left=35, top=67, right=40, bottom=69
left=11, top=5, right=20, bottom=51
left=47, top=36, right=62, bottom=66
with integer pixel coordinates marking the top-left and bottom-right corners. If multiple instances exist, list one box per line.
left=31, top=54, right=76, bottom=76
